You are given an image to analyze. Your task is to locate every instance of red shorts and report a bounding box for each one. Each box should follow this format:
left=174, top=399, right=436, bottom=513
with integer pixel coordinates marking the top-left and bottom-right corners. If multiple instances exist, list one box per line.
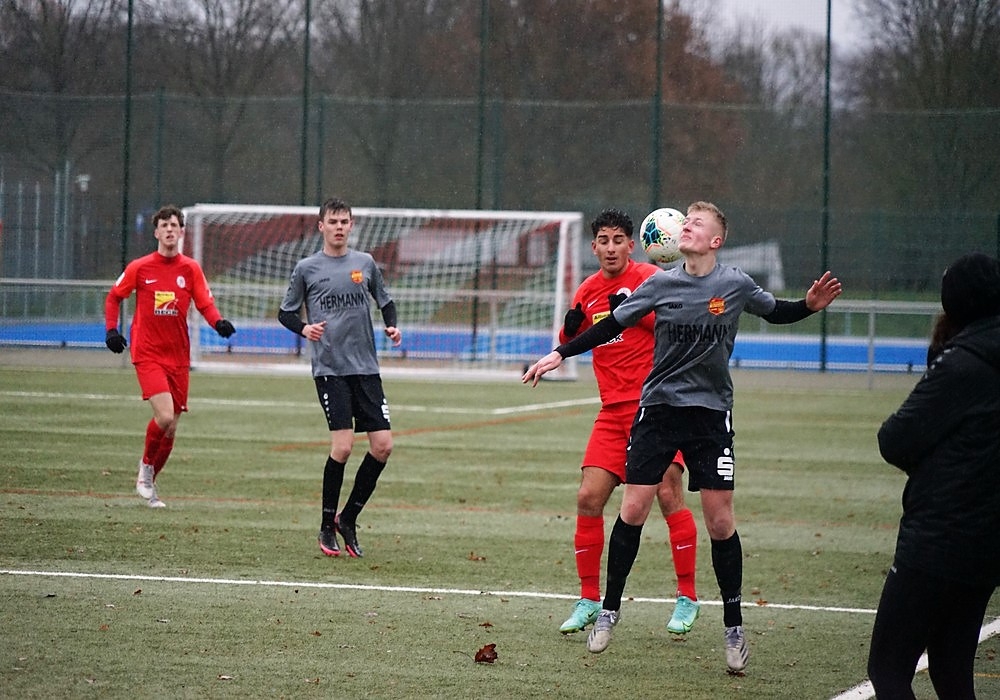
left=134, top=362, right=189, bottom=413
left=582, top=401, right=685, bottom=480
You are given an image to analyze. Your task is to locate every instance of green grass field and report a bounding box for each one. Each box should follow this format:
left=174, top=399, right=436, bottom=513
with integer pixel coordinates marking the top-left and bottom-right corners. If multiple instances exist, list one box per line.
left=2, top=353, right=999, bottom=699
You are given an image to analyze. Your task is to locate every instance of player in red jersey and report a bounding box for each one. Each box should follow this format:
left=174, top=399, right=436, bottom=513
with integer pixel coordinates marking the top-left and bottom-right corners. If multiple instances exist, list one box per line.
left=556, top=208, right=700, bottom=635
left=104, top=205, right=235, bottom=507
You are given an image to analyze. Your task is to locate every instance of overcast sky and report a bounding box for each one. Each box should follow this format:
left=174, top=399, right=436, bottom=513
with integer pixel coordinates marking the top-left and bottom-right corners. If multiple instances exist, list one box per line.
left=710, top=0, right=863, bottom=48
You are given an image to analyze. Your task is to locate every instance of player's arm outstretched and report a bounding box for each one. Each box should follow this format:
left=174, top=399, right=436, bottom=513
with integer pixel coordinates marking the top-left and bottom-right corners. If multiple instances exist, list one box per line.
left=761, top=271, right=842, bottom=324
left=805, top=271, right=842, bottom=311
left=522, top=313, right=626, bottom=386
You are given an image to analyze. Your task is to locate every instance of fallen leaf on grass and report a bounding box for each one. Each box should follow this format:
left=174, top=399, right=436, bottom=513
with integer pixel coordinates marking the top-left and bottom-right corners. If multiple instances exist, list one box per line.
left=479, top=621, right=493, bottom=628
left=474, top=643, right=498, bottom=663
left=468, top=552, right=486, bottom=561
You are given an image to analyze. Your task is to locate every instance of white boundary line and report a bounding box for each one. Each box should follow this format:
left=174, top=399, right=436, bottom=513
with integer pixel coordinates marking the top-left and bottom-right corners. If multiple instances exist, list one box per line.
left=1, top=568, right=875, bottom=613
left=8, top=568, right=998, bottom=697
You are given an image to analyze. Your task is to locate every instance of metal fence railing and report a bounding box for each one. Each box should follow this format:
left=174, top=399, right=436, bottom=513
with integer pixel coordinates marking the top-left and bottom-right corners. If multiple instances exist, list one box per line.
left=1, top=278, right=940, bottom=378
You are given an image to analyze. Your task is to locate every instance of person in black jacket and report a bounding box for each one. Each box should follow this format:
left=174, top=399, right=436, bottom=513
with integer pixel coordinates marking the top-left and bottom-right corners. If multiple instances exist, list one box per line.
left=868, top=252, right=1000, bottom=699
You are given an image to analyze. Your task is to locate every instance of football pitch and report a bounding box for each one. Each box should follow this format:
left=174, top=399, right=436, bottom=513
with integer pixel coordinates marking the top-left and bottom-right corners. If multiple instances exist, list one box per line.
left=2, top=355, right=999, bottom=699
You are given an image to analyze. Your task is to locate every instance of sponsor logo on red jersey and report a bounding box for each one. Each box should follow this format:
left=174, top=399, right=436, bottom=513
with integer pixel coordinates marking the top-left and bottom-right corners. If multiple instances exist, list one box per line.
left=153, top=291, right=179, bottom=316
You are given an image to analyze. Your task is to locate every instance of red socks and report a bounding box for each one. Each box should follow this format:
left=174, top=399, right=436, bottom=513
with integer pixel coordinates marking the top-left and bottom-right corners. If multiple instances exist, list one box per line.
left=575, top=514, right=605, bottom=601
left=143, top=419, right=174, bottom=477
left=667, top=508, right=698, bottom=600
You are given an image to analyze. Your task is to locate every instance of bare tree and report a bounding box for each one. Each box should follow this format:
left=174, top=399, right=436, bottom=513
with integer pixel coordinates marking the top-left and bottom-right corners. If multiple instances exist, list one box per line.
left=308, top=0, right=474, bottom=204
left=310, top=0, right=746, bottom=207
left=136, top=0, right=303, bottom=201
left=0, top=0, right=125, bottom=174
left=717, top=25, right=831, bottom=207
left=846, top=0, right=1000, bottom=209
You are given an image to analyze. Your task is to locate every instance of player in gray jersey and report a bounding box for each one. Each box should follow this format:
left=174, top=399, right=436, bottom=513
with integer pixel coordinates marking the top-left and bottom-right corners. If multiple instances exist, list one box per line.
left=523, top=201, right=841, bottom=674
left=279, top=198, right=402, bottom=558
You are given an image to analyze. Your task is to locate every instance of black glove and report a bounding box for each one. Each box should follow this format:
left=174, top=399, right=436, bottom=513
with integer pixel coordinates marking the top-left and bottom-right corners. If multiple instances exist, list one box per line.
left=608, top=293, right=627, bottom=311
left=105, top=328, right=127, bottom=354
left=563, top=303, right=585, bottom=336
left=215, top=319, right=236, bottom=338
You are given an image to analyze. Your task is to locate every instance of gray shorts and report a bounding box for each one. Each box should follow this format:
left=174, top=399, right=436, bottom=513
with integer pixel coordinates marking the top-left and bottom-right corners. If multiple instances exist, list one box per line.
left=626, top=404, right=735, bottom=491
left=314, top=374, right=391, bottom=433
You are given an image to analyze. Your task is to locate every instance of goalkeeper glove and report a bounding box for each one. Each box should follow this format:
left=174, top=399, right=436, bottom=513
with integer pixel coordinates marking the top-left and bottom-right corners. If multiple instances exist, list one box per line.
left=563, top=303, right=585, bottom=336
left=608, top=292, right=627, bottom=311
left=215, top=319, right=236, bottom=338
left=105, top=328, right=127, bottom=354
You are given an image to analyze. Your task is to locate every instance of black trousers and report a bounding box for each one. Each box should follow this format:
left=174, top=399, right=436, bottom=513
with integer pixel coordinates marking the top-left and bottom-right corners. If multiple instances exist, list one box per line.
left=867, top=561, right=995, bottom=700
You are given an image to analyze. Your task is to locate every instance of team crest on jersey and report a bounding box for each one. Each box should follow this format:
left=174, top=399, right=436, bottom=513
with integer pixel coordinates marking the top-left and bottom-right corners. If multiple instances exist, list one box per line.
left=176, top=276, right=186, bottom=289
left=153, top=291, right=179, bottom=316
left=708, top=297, right=725, bottom=315
left=351, top=270, right=364, bottom=284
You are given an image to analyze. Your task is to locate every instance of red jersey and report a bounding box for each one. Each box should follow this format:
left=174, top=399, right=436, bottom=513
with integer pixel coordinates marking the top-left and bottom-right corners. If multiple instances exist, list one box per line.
left=105, top=251, right=223, bottom=367
left=560, top=259, right=658, bottom=406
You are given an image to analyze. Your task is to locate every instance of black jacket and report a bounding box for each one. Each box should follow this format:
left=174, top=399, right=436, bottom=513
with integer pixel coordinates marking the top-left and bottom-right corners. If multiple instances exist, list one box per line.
left=877, top=314, right=1000, bottom=587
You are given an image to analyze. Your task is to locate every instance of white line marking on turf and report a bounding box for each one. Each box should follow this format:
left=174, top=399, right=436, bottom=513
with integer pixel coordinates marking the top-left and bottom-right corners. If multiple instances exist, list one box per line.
left=0, top=390, right=599, bottom=416
left=7, top=568, right=996, bottom=699
left=1, top=569, right=874, bottom=614
left=828, top=616, right=1000, bottom=700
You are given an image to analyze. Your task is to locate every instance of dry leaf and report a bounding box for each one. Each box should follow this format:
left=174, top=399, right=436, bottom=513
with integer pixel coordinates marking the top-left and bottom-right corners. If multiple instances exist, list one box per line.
left=474, top=643, right=498, bottom=663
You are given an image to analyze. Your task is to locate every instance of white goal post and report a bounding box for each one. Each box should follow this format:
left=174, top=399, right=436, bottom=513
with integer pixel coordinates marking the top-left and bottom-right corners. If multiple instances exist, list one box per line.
left=182, top=203, right=583, bottom=379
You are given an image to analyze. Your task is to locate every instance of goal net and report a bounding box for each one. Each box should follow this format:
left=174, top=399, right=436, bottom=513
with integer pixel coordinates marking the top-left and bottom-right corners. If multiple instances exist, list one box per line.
left=182, top=204, right=583, bottom=379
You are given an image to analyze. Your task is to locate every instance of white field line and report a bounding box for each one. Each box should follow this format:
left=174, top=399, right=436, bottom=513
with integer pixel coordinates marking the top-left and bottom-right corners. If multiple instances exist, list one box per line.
left=1, top=568, right=874, bottom=614
left=10, top=387, right=970, bottom=697
left=0, top=390, right=599, bottom=415
left=6, top=567, right=996, bottom=699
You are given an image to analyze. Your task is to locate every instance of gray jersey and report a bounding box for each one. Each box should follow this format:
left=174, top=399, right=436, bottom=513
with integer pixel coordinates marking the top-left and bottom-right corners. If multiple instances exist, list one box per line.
left=613, top=263, right=776, bottom=411
left=280, top=249, right=394, bottom=377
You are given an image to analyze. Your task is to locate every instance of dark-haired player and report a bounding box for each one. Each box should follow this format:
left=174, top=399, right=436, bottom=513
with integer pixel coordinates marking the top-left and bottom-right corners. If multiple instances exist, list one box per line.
left=556, top=207, right=700, bottom=638
left=524, top=201, right=841, bottom=673
left=104, top=204, right=236, bottom=507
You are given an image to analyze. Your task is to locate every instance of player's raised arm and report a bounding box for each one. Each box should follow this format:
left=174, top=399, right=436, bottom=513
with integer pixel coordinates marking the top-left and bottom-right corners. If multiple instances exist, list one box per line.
left=805, top=271, right=842, bottom=311
left=761, top=271, right=843, bottom=325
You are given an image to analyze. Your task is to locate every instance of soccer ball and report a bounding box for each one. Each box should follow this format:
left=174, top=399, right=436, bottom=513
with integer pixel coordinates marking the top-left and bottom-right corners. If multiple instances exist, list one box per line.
left=639, top=207, right=685, bottom=263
